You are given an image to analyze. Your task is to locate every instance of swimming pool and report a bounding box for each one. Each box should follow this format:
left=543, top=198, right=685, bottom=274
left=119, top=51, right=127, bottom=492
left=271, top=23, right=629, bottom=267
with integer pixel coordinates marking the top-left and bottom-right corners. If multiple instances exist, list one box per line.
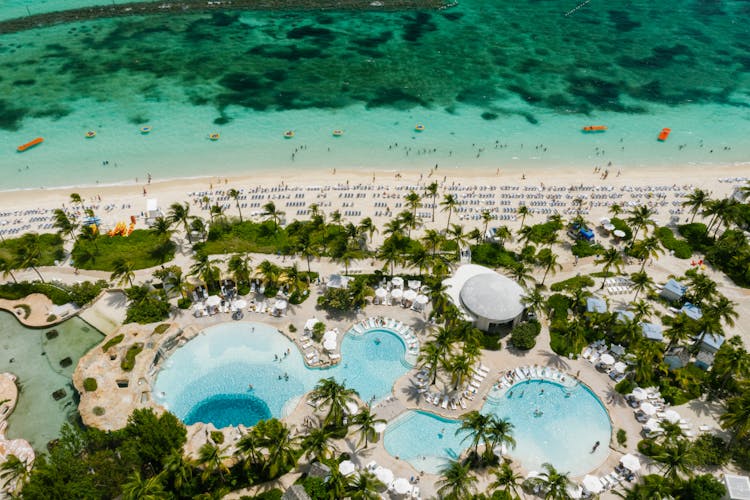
left=153, top=322, right=410, bottom=428
left=384, top=379, right=611, bottom=476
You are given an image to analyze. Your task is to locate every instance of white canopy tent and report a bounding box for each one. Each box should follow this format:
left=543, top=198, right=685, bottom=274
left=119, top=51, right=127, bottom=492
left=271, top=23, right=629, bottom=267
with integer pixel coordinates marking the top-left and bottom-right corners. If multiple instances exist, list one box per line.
left=390, top=288, right=403, bottom=300
left=639, top=402, right=658, bottom=416
left=391, top=277, right=404, bottom=288
left=630, top=387, right=649, bottom=401
left=304, top=318, right=320, bottom=331
left=339, top=460, right=356, bottom=476
left=392, top=478, right=411, bottom=495
left=620, top=453, right=641, bottom=472
left=323, top=339, right=337, bottom=351
left=661, top=410, right=681, bottom=423
left=613, top=361, right=628, bottom=373
left=599, top=353, right=615, bottom=365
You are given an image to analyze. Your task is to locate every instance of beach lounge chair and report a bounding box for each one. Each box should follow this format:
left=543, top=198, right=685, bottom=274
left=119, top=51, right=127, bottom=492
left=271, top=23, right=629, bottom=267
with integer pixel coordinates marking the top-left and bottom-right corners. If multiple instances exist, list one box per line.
left=432, top=395, right=441, bottom=407
left=411, top=486, right=420, bottom=499
left=441, top=396, right=449, bottom=409
left=450, top=399, right=457, bottom=410
left=459, top=398, right=467, bottom=409
left=470, top=381, right=481, bottom=389
left=305, top=351, right=317, bottom=360
left=330, top=353, right=341, bottom=360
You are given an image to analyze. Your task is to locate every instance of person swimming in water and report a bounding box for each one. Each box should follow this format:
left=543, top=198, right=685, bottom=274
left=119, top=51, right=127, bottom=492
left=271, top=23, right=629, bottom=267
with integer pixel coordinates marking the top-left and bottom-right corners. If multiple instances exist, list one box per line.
left=248, top=384, right=253, bottom=390
left=374, top=338, right=381, bottom=345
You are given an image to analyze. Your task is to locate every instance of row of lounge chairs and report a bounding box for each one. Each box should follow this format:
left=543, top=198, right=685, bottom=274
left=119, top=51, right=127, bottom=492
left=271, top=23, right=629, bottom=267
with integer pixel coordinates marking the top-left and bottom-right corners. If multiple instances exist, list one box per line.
left=352, top=317, right=420, bottom=355
left=496, top=364, right=571, bottom=388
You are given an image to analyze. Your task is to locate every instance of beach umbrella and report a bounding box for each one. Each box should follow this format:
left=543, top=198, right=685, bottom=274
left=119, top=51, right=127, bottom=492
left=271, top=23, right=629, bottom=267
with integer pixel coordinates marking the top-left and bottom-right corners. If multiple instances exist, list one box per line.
left=599, top=353, right=615, bottom=365
left=630, top=387, right=648, bottom=401
left=644, top=418, right=662, bottom=432
left=600, top=217, right=611, bottom=225
left=345, top=401, right=359, bottom=415
left=304, top=318, right=319, bottom=331
left=566, top=484, right=583, bottom=499
left=408, top=280, right=420, bottom=290
left=661, top=410, right=681, bottom=423
left=525, top=471, right=541, bottom=480
left=374, top=466, right=394, bottom=484
left=416, top=294, right=429, bottom=305
left=392, top=277, right=404, bottom=288
left=323, top=330, right=337, bottom=342
left=613, top=361, right=628, bottom=374
left=375, top=288, right=387, bottom=298
left=582, top=475, right=604, bottom=494
left=323, top=339, right=337, bottom=352
left=205, top=295, right=221, bottom=306
left=274, top=299, right=288, bottom=310
left=613, top=229, right=626, bottom=238
left=620, top=453, right=641, bottom=472
left=604, top=223, right=616, bottom=231
left=403, top=289, right=417, bottom=302
left=339, top=460, right=356, bottom=476
left=233, top=299, right=247, bottom=309
left=392, top=478, right=411, bottom=495
left=639, top=402, right=657, bottom=416
left=373, top=422, right=387, bottom=433
left=391, top=288, right=403, bottom=300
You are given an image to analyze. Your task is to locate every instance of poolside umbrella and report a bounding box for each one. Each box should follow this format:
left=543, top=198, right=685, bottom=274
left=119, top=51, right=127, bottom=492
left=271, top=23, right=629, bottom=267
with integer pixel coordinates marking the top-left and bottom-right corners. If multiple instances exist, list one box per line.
left=391, top=277, right=404, bottom=288
left=323, top=330, right=337, bottom=342
left=274, top=299, right=288, bottom=311
left=630, top=387, right=648, bottom=401
left=604, top=223, right=616, bottom=232
left=644, top=418, right=662, bottom=432
left=375, top=288, right=387, bottom=299
left=373, top=422, right=387, bottom=433
left=582, top=475, right=604, bottom=494
left=345, top=401, right=359, bottom=415
left=390, top=288, right=403, bottom=300
left=374, top=466, right=394, bottom=484
left=304, top=318, right=320, bottom=331
left=613, top=361, right=628, bottom=374
left=566, top=484, right=583, bottom=499
left=416, top=294, right=429, bottom=305
left=620, top=453, right=641, bottom=473
left=661, top=409, right=681, bottom=423
left=323, top=339, right=337, bottom=352
left=233, top=299, right=247, bottom=310
left=205, top=295, right=221, bottom=307
left=392, top=478, right=411, bottom=495
left=599, top=353, right=615, bottom=365
left=339, top=460, right=356, bottom=476
left=403, top=289, right=417, bottom=302
left=639, top=402, right=657, bottom=416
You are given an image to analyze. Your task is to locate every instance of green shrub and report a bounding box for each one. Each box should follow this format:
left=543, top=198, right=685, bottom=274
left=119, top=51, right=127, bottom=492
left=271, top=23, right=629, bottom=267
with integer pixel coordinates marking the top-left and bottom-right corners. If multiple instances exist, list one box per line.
left=102, top=333, right=125, bottom=352
left=637, top=438, right=663, bottom=457
left=610, top=217, right=632, bottom=240
left=46, top=314, right=57, bottom=322
left=616, top=429, right=627, bottom=447
left=241, top=490, right=283, bottom=500
left=689, top=434, right=730, bottom=467
left=656, top=226, right=693, bottom=259
left=546, top=294, right=571, bottom=321
left=312, top=322, right=326, bottom=343
left=69, top=280, right=109, bottom=307
left=17, top=304, right=31, bottom=319
left=0, top=233, right=64, bottom=268
left=288, top=324, right=297, bottom=333
left=678, top=223, right=712, bottom=250
left=153, top=323, right=170, bottom=335
left=480, top=332, right=502, bottom=351
left=93, top=406, right=105, bottom=416
left=0, top=282, right=72, bottom=305
left=121, top=343, right=144, bottom=372
left=83, top=378, right=98, bottom=392
left=675, top=474, right=727, bottom=499
left=509, top=321, right=540, bottom=350
left=124, top=286, right=171, bottom=324
left=470, top=243, right=519, bottom=269
left=72, top=230, right=176, bottom=271
left=571, top=240, right=603, bottom=258
left=177, top=297, right=192, bottom=309
left=615, top=378, right=636, bottom=395
left=210, top=431, right=225, bottom=444
left=550, top=275, right=594, bottom=292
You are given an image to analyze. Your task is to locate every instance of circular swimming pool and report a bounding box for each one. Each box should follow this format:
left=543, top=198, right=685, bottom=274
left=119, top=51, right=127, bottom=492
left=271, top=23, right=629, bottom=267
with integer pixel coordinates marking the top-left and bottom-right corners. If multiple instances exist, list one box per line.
left=384, top=379, right=611, bottom=476
left=153, top=322, right=411, bottom=428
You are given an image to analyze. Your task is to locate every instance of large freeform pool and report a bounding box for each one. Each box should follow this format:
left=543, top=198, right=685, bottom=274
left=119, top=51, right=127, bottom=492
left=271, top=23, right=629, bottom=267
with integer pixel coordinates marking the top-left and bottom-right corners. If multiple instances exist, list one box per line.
left=153, top=322, right=410, bottom=428
left=384, top=379, right=611, bottom=476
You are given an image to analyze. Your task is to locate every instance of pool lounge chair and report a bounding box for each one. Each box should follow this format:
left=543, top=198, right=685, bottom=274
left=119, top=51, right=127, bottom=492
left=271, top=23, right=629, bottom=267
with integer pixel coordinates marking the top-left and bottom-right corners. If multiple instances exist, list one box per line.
left=459, top=398, right=467, bottom=409
left=432, top=395, right=441, bottom=407
left=450, top=399, right=457, bottom=410
left=441, top=396, right=449, bottom=409
left=411, top=486, right=420, bottom=499
left=330, top=353, right=341, bottom=360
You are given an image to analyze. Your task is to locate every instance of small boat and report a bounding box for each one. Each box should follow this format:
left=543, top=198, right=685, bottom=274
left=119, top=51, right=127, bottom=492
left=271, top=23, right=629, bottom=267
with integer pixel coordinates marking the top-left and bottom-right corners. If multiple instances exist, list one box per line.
left=582, top=125, right=607, bottom=132
left=284, top=130, right=294, bottom=139
left=209, top=133, right=220, bottom=141
left=85, top=131, right=96, bottom=138
left=140, top=126, right=152, bottom=134
left=657, top=128, right=671, bottom=141
left=332, top=129, right=344, bottom=137
left=415, top=124, right=425, bottom=132
left=17, top=137, right=44, bottom=152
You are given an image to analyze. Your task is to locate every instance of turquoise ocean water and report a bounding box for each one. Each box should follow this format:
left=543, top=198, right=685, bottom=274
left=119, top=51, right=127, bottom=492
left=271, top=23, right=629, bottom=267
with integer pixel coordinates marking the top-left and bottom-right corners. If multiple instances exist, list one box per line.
left=1, top=1, right=749, bottom=190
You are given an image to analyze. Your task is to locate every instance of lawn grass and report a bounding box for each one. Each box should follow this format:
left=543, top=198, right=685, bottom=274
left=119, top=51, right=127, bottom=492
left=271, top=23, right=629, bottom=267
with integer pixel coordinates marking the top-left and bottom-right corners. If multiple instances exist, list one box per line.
left=201, top=220, right=291, bottom=255
left=73, top=230, right=175, bottom=271
left=0, top=233, right=64, bottom=267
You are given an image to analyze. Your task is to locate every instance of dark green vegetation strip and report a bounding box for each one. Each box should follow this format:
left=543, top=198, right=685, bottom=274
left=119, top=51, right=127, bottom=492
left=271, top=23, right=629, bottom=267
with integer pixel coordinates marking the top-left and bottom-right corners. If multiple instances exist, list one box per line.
left=0, top=0, right=447, bottom=34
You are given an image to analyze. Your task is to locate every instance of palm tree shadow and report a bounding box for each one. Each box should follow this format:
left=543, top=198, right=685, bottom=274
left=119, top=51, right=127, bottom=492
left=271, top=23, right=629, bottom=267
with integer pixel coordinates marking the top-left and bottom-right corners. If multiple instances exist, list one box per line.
left=539, top=350, right=570, bottom=370
left=687, top=397, right=722, bottom=418
left=603, top=387, right=627, bottom=408
left=401, top=381, right=426, bottom=405
left=407, top=317, right=431, bottom=334
left=505, top=345, right=533, bottom=358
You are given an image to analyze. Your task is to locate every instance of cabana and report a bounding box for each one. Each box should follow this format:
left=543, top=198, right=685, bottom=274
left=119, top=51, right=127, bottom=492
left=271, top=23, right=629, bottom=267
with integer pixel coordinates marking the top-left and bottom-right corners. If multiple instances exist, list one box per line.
left=660, top=278, right=686, bottom=302
left=586, top=296, right=608, bottom=314
left=640, top=322, right=664, bottom=341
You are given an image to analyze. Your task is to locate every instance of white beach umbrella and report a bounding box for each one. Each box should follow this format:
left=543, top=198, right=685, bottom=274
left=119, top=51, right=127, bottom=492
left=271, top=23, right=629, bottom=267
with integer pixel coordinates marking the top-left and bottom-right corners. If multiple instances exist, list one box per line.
left=566, top=484, right=583, bottom=499
left=339, top=460, right=356, bottom=476
left=390, top=288, right=403, bottom=299
left=274, top=299, right=288, bottom=310
left=304, top=318, right=320, bottom=331
left=403, top=289, right=417, bottom=302
left=582, top=475, right=604, bottom=494
left=661, top=410, right=681, bottom=423
left=323, top=330, right=337, bottom=342
left=604, top=223, right=616, bottom=232
left=630, top=387, right=648, bottom=401
left=205, top=295, right=221, bottom=306
left=392, top=478, right=411, bottom=494
left=323, top=339, right=337, bottom=352
left=644, top=418, right=663, bottom=432
left=391, top=277, right=404, bottom=288
left=374, top=466, right=394, bottom=484
left=613, top=361, right=628, bottom=374
left=639, top=402, right=657, bottom=416
left=621, top=453, right=641, bottom=472
left=416, top=294, right=429, bottom=304
left=599, top=353, right=615, bottom=365
left=375, top=288, right=387, bottom=298
left=345, top=401, right=359, bottom=415
left=613, top=229, right=626, bottom=238
left=600, top=217, right=611, bottom=225
left=374, top=422, right=387, bottom=433
left=233, top=299, right=247, bottom=309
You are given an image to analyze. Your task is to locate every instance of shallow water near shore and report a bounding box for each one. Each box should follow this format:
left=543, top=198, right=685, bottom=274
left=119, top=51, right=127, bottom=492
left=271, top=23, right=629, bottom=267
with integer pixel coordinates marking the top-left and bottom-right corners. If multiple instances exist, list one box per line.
left=1, top=1, right=749, bottom=189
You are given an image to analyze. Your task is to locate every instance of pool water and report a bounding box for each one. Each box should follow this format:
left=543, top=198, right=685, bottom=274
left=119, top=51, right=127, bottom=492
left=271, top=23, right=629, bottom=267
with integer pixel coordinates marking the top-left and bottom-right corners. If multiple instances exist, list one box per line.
left=384, top=379, right=611, bottom=476
left=153, top=322, right=410, bottom=428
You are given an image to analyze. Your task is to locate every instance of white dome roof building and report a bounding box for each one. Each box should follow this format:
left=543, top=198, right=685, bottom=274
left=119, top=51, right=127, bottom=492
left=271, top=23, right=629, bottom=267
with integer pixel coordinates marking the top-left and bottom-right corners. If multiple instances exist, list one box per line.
left=443, top=264, right=525, bottom=332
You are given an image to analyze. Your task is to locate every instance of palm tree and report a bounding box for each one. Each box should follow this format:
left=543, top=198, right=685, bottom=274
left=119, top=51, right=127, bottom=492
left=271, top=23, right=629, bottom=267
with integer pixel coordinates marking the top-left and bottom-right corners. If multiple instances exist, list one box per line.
left=279, top=263, right=306, bottom=296
left=15, top=233, right=45, bottom=282
left=227, top=253, right=252, bottom=287
left=150, top=216, right=173, bottom=238
left=52, top=208, right=79, bottom=243
left=595, top=247, right=623, bottom=287
left=448, top=223, right=469, bottom=258
left=684, top=270, right=718, bottom=308
left=407, top=245, right=431, bottom=277
left=69, top=192, right=83, bottom=210
left=536, top=248, right=562, bottom=286
left=516, top=205, right=532, bottom=230
left=196, top=442, right=230, bottom=483
left=351, top=406, right=386, bottom=449
left=421, top=229, right=445, bottom=257
left=457, top=411, right=492, bottom=459
left=405, top=190, right=421, bottom=219
left=300, top=426, right=338, bottom=462
left=357, top=217, right=378, bottom=247
left=721, top=385, right=750, bottom=443
left=398, top=209, right=422, bottom=239
left=228, top=188, right=243, bottom=222
left=294, top=233, right=320, bottom=274
left=436, top=459, right=477, bottom=500
left=489, top=462, right=522, bottom=499
left=441, top=194, right=460, bottom=231
left=0, top=453, right=30, bottom=496
left=682, top=188, right=711, bottom=223
left=209, top=204, right=225, bottom=223
left=663, top=313, right=695, bottom=349
left=190, top=253, right=221, bottom=291
left=253, top=418, right=300, bottom=480
left=122, top=470, right=168, bottom=500
left=653, top=439, right=692, bottom=481
left=626, top=205, right=656, bottom=241
left=309, top=378, right=359, bottom=428
left=494, top=225, right=513, bottom=249
left=486, top=418, right=516, bottom=459
left=704, top=295, right=739, bottom=328
left=506, top=262, right=535, bottom=288
left=346, top=470, right=384, bottom=499
left=629, top=271, right=653, bottom=301
left=162, top=449, right=194, bottom=497
left=418, top=341, right=447, bottom=386
left=0, top=257, right=18, bottom=284
left=261, top=201, right=285, bottom=230
left=481, top=209, right=494, bottom=240
left=631, top=299, right=653, bottom=322
left=711, top=337, right=750, bottom=395
left=425, top=181, right=439, bottom=223
left=189, top=216, right=207, bottom=242
left=528, top=462, right=573, bottom=500
left=608, top=204, right=623, bottom=218
left=377, top=237, right=404, bottom=278
left=254, top=260, right=281, bottom=290
left=632, top=236, right=663, bottom=271
left=521, top=286, right=545, bottom=318
left=167, top=202, right=191, bottom=235
left=447, top=353, right=474, bottom=391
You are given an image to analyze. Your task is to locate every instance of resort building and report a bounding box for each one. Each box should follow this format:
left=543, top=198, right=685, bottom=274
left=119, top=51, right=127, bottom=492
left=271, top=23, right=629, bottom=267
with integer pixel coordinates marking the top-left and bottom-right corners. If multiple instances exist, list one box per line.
left=723, top=474, right=750, bottom=500
left=443, top=264, right=525, bottom=333
left=660, top=278, right=687, bottom=302
left=640, top=322, right=664, bottom=342
left=586, top=296, right=608, bottom=314
left=695, top=333, right=726, bottom=370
